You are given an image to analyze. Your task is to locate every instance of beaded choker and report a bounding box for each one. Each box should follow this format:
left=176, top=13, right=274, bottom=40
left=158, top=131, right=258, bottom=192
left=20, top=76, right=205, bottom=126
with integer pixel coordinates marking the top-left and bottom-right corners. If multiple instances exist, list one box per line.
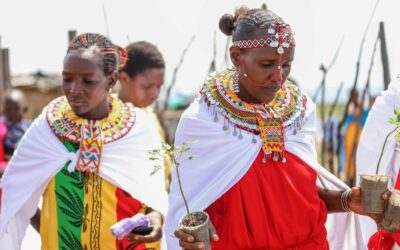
left=46, top=96, right=136, bottom=173
left=200, top=68, right=307, bottom=162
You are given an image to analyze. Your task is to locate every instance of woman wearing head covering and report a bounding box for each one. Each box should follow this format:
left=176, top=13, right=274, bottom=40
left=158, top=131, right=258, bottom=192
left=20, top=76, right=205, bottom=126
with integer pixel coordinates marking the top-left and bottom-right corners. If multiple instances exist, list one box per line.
left=167, top=6, right=368, bottom=250
left=356, top=76, right=400, bottom=250
left=0, top=33, right=167, bottom=250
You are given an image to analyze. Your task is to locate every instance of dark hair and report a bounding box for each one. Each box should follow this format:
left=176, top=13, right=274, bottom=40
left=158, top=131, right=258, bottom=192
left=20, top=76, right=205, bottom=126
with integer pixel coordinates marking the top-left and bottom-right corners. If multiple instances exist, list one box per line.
left=219, top=5, right=280, bottom=41
left=121, top=41, right=165, bottom=78
left=67, top=33, right=127, bottom=75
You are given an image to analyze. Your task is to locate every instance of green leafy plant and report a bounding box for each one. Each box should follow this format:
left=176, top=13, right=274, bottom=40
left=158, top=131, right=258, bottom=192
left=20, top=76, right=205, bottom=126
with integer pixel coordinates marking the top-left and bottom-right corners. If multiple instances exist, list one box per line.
left=376, top=108, right=400, bottom=174
left=149, top=141, right=194, bottom=220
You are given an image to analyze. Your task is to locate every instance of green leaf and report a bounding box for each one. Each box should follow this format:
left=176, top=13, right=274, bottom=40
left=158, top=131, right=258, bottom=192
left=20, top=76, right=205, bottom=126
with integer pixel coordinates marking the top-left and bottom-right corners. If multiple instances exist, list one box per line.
left=389, top=118, right=397, bottom=125
left=394, top=107, right=400, bottom=116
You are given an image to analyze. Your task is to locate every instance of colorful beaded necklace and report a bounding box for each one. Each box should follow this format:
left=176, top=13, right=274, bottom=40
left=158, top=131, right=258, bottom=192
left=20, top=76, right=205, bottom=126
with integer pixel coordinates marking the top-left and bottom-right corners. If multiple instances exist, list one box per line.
left=200, top=68, right=307, bottom=162
left=46, top=96, right=136, bottom=173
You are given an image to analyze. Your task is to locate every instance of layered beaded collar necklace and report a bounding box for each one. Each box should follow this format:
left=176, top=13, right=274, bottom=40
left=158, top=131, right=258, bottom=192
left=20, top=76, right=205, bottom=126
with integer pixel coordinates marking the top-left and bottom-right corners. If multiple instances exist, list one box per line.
left=200, top=68, right=307, bottom=163
left=46, top=96, right=136, bottom=173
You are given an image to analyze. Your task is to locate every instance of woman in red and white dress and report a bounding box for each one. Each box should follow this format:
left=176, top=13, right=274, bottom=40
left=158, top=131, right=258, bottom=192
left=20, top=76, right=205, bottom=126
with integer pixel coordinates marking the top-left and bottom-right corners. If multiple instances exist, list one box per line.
left=167, top=5, right=374, bottom=250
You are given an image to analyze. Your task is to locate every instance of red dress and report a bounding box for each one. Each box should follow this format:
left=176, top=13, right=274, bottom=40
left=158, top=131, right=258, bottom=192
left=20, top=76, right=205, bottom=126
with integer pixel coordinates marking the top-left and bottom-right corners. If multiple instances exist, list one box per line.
left=206, top=150, right=328, bottom=250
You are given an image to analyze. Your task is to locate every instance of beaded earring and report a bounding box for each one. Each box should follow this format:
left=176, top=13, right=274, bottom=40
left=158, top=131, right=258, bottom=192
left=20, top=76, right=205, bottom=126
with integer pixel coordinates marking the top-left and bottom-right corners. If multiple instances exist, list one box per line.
left=233, top=67, right=240, bottom=94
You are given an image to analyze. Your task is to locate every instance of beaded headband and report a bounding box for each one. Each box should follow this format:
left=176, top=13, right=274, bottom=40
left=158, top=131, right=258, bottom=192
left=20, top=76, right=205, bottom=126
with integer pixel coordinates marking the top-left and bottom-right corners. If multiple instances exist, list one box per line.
left=232, top=17, right=295, bottom=54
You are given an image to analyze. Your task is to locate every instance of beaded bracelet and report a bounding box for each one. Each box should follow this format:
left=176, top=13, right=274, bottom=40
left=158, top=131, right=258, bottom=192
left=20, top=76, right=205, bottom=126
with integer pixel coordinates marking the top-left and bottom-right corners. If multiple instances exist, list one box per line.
left=341, top=189, right=352, bottom=212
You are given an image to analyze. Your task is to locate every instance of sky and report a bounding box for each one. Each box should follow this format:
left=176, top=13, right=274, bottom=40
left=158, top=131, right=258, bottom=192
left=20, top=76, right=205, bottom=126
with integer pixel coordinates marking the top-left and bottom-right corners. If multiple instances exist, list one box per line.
left=1, top=0, right=400, bottom=105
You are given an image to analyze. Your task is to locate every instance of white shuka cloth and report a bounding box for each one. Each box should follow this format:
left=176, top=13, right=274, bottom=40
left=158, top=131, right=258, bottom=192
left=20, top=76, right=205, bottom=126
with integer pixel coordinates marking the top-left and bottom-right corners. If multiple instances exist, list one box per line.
left=166, top=96, right=365, bottom=250
left=356, top=77, right=400, bottom=249
left=0, top=106, right=168, bottom=250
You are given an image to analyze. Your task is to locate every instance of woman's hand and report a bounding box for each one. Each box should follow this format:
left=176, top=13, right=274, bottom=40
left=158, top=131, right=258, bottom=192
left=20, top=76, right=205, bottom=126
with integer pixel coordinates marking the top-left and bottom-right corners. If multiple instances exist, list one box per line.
left=174, top=221, right=219, bottom=250
left=348, top=186, right=391, bottom=222
left=127, top=210, right=163, bottom=243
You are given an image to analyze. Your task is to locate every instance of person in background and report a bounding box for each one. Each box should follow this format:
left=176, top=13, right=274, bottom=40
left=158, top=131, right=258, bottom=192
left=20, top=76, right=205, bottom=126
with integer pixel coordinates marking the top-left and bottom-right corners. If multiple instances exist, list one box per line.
left=118, top=41, right=172, bottom=192
left=2, top=89, right=31, bottom=161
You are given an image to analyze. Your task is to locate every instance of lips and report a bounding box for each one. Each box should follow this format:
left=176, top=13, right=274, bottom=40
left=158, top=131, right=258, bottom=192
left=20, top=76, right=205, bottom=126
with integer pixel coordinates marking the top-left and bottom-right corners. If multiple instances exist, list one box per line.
left=68, top=99, right=86, bottom=107
left=261, top=84, right=281, bottom=92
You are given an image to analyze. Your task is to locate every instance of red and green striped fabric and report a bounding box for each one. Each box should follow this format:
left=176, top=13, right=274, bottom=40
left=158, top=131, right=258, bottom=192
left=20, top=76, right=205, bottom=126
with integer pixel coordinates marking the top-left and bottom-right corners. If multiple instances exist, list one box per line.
left=40, top=140, right=160, bottom=250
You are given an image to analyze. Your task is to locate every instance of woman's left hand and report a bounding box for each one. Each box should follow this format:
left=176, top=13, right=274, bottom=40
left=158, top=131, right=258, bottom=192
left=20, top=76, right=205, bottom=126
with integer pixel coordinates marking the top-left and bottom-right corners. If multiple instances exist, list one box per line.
left=348, top=186, right=391, bottom=222
left=127, top=211, right=163, bottom=243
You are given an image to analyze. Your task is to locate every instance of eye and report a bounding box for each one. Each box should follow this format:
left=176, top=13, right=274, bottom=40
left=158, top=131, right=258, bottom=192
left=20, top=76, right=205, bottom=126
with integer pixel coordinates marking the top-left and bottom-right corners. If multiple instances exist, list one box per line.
left=83, top=79, right=96, bottom=84
left=283, top=61, right=292, bottom=68
left=62, top=77, right=72, bottom=83
left=261, top=63, right=273, bottom=68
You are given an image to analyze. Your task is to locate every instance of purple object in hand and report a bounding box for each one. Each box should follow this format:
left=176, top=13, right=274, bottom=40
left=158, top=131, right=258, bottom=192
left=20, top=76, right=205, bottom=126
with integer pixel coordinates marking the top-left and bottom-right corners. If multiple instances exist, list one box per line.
left=110, top=213, right=150, bottom=240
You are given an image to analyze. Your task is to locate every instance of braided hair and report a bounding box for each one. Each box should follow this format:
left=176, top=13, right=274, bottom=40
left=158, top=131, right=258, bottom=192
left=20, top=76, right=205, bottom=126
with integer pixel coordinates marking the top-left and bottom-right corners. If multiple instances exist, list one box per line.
left=68, top=33, right=127, bottom=75
left=219, top=6, right=282, bottom=41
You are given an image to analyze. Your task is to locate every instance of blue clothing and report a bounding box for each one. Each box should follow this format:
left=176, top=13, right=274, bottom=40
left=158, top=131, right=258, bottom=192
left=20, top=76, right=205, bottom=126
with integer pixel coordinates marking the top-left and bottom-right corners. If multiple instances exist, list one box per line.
left=2, top=118, right=31, bottom=156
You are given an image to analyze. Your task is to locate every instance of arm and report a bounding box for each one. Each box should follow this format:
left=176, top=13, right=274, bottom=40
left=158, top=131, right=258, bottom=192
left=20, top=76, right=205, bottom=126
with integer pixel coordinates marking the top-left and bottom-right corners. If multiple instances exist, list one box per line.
left=30, top=208, right=41, bottom=233
left=318, top=188, right=346, bottom=213
left=319, top=186, right=385, bottom=222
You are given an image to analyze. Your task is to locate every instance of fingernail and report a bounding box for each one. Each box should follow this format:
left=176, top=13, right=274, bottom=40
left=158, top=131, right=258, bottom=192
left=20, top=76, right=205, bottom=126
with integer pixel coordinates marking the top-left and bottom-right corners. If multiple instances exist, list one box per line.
left=214, top=235, right=219, bottom=241
left=187, top=236, right=194, bottom=242
left=198, top=243, right=204, bottom=249
left=383, top=194, right=388, bottom=199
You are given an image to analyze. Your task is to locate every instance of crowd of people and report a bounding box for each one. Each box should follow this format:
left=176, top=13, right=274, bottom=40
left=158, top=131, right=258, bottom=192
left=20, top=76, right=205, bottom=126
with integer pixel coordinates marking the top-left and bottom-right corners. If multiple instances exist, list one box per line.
left=0, top=4, right=399, bottom=250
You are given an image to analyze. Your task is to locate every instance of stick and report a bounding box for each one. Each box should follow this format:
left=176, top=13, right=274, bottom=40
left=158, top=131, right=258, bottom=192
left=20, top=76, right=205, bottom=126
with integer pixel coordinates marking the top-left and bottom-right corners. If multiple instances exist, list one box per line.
left=346, top=32, right=380, bottom=184
left=163, top=35, right=195, bottom=111
left=208, top=31, right=217, bottom=73
left=101, top=2, right=110, bottom=37
left=313, top=37, right=344, bottom=103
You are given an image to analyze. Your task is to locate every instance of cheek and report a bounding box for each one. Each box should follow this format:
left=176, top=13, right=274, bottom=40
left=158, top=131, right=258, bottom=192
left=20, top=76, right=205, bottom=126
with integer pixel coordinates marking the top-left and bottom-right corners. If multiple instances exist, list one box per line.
left=62, top=83, right=70, bottom=94
left=282, top=67, right=291, bottom=80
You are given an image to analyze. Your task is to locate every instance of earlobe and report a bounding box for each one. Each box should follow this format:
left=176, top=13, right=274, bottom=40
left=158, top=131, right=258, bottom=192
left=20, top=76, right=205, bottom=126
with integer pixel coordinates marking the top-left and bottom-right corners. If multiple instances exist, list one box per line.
left=107, top=72, right=118, bottom=89
left=119, top=71, right=128, bottom=85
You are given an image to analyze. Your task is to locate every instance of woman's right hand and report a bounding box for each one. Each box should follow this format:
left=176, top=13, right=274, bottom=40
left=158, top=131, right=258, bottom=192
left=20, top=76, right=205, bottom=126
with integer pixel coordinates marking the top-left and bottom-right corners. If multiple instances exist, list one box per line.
left=174, top=222, right=219, bottom=250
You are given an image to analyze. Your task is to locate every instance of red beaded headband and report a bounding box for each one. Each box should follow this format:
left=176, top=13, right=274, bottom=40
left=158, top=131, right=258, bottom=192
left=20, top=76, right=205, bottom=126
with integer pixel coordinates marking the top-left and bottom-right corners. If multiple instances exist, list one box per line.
left=232, top=18, right=295, bottom=54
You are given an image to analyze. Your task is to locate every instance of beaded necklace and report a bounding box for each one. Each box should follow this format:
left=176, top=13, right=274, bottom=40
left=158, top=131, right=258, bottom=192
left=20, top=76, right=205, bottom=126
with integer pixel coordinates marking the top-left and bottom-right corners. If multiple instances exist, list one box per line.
left=46, top=96, right=136, bottom=173
left=200, top=68, right=307, bottom=163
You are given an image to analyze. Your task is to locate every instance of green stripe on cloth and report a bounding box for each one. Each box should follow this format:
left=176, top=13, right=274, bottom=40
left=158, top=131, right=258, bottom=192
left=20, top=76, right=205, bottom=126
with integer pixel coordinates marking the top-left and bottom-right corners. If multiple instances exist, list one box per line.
left=55, top=140, right=84, bottom=250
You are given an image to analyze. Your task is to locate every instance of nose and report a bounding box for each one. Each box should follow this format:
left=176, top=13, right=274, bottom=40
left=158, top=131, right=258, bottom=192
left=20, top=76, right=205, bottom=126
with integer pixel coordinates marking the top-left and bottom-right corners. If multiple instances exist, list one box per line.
left=69, top=81, right=83, bottom=96
left=150, top=88, right=159, bottom=100
left=270, top=66, right=283, bottom=84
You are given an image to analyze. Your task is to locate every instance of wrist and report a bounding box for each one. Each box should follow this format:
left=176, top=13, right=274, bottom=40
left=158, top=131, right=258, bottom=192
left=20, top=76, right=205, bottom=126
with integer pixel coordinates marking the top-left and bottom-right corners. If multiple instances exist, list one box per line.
left=341, top=189, right=352, bottom=212
left=146, top=211, right=163, bottom=226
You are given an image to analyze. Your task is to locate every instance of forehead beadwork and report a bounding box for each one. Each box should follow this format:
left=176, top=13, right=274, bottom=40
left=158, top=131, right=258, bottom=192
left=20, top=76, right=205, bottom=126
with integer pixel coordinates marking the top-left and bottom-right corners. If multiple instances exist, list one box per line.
left=232, top=17, right=295, bottom=54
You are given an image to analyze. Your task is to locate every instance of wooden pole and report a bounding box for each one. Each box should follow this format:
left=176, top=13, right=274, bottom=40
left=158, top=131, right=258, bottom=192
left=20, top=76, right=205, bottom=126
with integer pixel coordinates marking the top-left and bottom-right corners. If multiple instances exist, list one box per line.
left=68, top=30, right=77, bottom=43
left=379, top=22, right=391, bottom=90
left=0, top=36, right=6, bottom=93
left=208, top=31, right=217, bottom=73
left=2, top=48, right=11, bottom=91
